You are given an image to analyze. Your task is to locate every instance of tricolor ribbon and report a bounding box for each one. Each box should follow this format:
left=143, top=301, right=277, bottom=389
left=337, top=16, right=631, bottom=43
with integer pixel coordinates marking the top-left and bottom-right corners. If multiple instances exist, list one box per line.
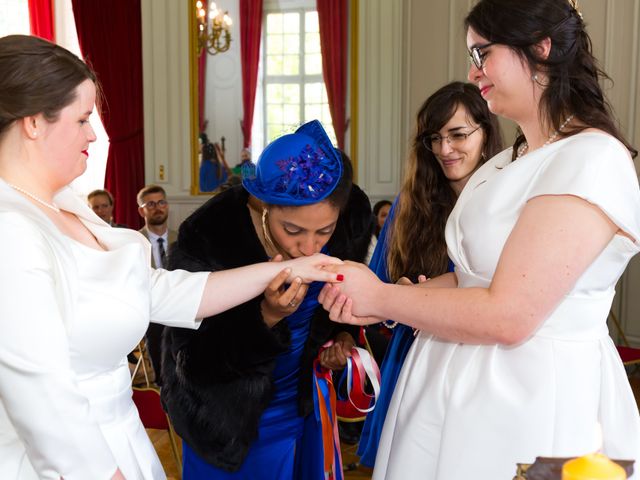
left=312, top=339, right=381, bottom=479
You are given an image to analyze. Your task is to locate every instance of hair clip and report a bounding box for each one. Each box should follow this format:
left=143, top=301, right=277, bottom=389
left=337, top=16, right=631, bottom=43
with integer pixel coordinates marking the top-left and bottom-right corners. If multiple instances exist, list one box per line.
left=568, top=0, right=583, bottom=19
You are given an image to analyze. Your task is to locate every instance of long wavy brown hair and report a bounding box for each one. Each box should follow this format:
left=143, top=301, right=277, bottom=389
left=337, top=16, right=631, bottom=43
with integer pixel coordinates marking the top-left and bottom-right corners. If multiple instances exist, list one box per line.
left=387, top=82, right=503, bottom=282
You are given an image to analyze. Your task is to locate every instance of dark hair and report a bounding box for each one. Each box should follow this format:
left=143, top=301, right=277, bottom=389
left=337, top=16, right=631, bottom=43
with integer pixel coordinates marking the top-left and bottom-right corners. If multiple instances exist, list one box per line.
left=202, top=142, right=217, bottom=162
left=0, top=35, right=98, bottom=139
left=465, top=0, right=637, bottom=159
left=373, top=200, right=392, bottom=216
left=387, top=81, right=503, bottom=282
left=326, top=149, right=354, bottom=211
left=88, top=189, right=114, bottom=205
left=137, top=184, right=167, bottom=206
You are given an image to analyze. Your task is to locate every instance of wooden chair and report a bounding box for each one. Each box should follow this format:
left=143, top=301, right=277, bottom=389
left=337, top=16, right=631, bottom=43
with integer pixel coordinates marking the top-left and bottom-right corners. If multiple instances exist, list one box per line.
left=130, top=340, right=151, bottom=386
left=132, top=386, right=182, bottom=478
left=608, top=310, right=640, bottom=371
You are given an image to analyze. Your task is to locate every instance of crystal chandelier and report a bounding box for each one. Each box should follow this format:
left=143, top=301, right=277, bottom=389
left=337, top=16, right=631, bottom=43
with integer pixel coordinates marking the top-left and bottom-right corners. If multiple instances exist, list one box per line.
left=196, top=1, right=232, bottom=55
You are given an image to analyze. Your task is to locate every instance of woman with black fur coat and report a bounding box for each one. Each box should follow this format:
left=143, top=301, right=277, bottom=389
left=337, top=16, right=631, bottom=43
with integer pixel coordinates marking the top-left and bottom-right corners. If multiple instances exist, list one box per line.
left=161, top=121, right=374, bottom=479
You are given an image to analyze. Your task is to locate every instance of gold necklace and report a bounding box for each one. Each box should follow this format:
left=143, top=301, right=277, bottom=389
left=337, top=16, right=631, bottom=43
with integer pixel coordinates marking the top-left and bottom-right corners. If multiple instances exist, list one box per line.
left=8, top=183, right=61, bottom=213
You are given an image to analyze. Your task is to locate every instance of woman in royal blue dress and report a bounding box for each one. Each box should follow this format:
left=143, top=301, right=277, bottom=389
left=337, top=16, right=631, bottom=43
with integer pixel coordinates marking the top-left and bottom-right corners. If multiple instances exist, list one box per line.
left=358, top=81, right=503, bottom=467
left=161, top=120, right=374, bottom=479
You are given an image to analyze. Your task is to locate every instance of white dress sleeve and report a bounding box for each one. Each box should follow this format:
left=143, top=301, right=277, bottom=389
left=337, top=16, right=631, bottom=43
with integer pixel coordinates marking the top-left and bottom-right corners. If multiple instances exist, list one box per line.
left=149, top=268, right=210, bottom=328
left=527, top=133, right=640, bottom=244
left=0, top=213, right=117, bottom=479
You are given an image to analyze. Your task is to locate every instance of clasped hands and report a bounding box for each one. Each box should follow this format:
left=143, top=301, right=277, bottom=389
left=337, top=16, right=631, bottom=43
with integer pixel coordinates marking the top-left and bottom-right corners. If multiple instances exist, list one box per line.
left=264, top=251, right=398, bottom=329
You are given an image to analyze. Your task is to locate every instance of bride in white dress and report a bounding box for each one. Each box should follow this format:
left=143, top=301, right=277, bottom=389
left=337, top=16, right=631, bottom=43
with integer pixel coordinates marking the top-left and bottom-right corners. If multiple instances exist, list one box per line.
left=318, top=0, right=640, bottom=479
left=0, top=35, right=342, bottom=480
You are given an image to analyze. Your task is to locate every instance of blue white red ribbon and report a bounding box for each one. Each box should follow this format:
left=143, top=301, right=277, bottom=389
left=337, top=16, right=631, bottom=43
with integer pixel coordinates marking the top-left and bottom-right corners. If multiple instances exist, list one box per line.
left=312, top=340, right=381, bottom=479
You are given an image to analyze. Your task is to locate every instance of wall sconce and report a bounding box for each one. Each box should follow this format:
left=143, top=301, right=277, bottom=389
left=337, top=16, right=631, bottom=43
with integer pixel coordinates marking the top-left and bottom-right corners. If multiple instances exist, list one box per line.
left=196, top=1, right=232, bottom=55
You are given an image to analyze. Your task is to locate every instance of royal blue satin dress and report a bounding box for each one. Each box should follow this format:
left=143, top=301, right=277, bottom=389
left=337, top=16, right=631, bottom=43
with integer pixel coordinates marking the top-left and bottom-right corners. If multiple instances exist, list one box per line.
left=357, top=202, right=453, bottom=468
left=182, top=281, right=325, bottom=480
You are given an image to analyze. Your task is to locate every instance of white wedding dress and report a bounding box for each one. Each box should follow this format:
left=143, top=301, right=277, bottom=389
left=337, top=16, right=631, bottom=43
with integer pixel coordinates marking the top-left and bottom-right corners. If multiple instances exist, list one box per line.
left=0, top=184, right=209, bottom=480
left=373, top=133, right=640, bottom=480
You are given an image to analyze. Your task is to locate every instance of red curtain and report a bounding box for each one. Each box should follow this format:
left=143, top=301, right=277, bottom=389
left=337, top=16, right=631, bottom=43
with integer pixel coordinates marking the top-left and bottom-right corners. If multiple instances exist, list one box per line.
left=317, top=0, right=348, bottom=149
left=71, top=0, right=145, bottom=229
left=28, top=0, right=55, bottom=41
left=198, top=51, right=208, bottom=134
left=239, top=0, right=263, bottom=148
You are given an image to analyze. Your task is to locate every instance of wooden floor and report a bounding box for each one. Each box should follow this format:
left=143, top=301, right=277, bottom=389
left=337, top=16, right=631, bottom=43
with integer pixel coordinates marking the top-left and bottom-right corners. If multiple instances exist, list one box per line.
left=145, top=370, right=640, bottom=480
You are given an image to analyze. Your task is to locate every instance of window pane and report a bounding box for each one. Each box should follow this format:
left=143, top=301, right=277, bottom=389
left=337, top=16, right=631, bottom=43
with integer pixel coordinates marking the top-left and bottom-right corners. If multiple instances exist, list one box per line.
left=283, top=104, right=300, bottom=124
left=305, top=53, right=322, bottom=75
left=267, top=13, right=283, bottom=33
left=267, top=104, right=284, bottom=124
left=305, top=33, right=320, bottom=54
left=266, top=84, right=283, bottom=103
left=266, top=55, right=283, bottom=75
left=305, top=83, right=323, bottom=104
left=322, top=104, right=332, bottom=122
left=322, top=121, right=338, bottom=146
left=283, top=55, right=299, bottom=75
left=305, top=11, right=319, bottom=33
left=267, top=34, right=283, bottom=55
left=284, top=124, right=299, bottom=134
left=283, top=12, right=300, bottom=33
left=305, top=104, right=322, bottom=122
left=283, top=33, right=299, bottom=54
left=261, top=9, right=335, bottom=150
left=283, top=84, right=300, bottom=104
left=268, top=124, right=284, bottom=142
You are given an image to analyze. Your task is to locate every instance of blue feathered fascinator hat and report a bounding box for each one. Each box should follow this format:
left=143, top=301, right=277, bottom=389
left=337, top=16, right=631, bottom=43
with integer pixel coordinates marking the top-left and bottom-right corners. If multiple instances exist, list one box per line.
left=242, top=120, right=342, bottom=206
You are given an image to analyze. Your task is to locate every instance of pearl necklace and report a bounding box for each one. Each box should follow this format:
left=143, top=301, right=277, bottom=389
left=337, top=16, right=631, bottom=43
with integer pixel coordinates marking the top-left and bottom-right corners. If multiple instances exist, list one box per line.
left=8, top=183, right=61, bottom=213
left=516, top=114, right=575, bottom=159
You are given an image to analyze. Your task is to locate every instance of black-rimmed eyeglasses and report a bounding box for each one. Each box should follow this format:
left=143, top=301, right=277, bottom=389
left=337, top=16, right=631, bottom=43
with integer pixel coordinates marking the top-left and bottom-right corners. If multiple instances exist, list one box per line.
left=141, top=199, right=168, bottom=209
left=422, top=126, right=482, bottom=152
left=468, top=42, right=495, bottom=70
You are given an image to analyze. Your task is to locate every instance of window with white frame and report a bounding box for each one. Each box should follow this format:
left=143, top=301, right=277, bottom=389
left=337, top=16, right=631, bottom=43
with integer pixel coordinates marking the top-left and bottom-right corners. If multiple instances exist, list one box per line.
left=262, top=8, right=336, bottom=146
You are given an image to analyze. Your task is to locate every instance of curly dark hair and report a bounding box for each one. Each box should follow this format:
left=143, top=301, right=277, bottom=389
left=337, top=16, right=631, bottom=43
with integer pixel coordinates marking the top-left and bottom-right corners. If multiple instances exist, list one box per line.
left=387, top=82, right=502, bottom=282
left=465, top=0, right=637, bottom=159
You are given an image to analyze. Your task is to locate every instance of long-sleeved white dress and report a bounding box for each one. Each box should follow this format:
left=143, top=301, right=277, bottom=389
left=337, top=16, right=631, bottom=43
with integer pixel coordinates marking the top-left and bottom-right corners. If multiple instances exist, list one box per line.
left=0, top=181, right=209, bottom=480
left=373, top=133, right=640, bottom=479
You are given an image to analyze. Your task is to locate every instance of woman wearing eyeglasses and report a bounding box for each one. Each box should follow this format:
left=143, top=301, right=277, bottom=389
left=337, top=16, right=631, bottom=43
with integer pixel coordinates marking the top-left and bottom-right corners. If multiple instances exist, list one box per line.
left=357, top=81, right=502, bottom=468
left=319, top=0, right=640, bottom=478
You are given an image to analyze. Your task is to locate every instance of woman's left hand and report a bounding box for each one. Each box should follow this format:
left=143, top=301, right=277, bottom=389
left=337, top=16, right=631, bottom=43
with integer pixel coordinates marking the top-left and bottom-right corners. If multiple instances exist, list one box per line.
left=319, top=283, right=385, bottom=326
left=319, top=332, right=355, bottom=370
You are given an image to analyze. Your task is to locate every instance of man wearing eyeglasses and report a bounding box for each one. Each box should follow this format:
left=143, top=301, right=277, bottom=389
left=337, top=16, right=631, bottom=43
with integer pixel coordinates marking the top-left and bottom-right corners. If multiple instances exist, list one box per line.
left=137, top=184, right=177, bottom=385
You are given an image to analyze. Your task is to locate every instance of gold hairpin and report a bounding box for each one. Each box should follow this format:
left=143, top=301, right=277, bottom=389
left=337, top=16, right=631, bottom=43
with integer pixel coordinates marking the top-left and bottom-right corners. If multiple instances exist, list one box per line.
left=568, top=0, right=583, bottom=19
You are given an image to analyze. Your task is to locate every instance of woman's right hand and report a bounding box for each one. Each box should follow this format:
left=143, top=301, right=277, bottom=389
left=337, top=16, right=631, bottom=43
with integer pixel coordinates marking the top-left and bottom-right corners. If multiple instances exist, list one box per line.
left=283, top=253, right=344, bottom=284
left=261, top=255, right=309, bottom=327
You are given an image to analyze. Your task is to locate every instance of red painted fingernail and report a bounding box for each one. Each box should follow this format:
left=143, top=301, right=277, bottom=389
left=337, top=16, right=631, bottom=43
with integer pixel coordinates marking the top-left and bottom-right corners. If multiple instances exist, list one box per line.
left=336, top=274, right=344, bottom=281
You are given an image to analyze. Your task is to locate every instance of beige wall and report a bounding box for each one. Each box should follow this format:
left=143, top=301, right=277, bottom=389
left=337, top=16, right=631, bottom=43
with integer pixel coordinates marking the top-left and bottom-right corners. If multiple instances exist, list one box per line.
left=142, top=0, right=640, bottom=340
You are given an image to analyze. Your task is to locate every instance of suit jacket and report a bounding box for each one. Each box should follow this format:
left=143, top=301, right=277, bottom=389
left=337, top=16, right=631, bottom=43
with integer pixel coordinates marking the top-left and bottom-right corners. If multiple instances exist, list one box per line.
left=161, top=184, right=374, bottom=471
left=139, top=226, right=178, bottom=268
